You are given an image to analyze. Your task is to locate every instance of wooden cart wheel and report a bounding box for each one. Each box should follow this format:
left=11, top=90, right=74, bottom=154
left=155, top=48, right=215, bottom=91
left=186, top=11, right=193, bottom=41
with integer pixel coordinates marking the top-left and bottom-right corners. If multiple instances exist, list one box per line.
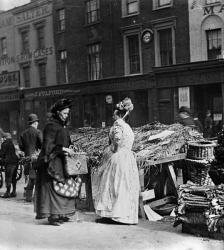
left=0, top=171, right=3, bottom=189
left=16, top=163, right=23, bottom=181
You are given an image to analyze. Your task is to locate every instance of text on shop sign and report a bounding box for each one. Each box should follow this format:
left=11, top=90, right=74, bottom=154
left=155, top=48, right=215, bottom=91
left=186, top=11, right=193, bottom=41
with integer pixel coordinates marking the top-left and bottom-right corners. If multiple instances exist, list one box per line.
left=0, top=47, right=53, bottom=66
left=0, top=71, right=19, bottom=89
left=15, top=4, right=51, bottom=25
left=203, top=4, right=224, bottom=15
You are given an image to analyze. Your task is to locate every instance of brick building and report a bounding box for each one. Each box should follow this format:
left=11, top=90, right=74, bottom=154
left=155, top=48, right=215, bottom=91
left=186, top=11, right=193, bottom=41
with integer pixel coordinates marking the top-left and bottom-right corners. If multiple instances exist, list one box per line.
left=1, top=0, right=224, bottom=135
left=43, top=0, right=190, bottom=129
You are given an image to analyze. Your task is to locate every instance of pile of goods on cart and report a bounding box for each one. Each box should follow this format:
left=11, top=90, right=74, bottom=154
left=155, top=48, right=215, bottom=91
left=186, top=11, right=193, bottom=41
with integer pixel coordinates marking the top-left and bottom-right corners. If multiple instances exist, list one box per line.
left=70, top=122, right=203, bottom=172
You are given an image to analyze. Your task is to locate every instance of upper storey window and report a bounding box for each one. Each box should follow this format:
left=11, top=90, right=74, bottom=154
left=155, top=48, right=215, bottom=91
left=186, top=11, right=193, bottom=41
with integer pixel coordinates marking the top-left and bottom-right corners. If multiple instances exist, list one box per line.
left=122, top=0, right=139, bottom=16
left=37, top=26, right=45, bottom=49
left=0, top=37, right=7, bottom=56
left=21, top=30, right=29, bottom=53
left=86, top=0, right=100, bottom=24
left=153, top=0, right=172, bottom=9
left=57, top=9, right=65, bottom=31
left=205, top=0, right=220, bottom=4
left=206, top=29, right=222, bottom=59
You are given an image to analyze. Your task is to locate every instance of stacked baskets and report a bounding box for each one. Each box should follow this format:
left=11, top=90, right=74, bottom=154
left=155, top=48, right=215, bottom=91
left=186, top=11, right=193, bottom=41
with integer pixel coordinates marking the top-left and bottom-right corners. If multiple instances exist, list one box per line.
left=185, top=140, right=216, bottom=186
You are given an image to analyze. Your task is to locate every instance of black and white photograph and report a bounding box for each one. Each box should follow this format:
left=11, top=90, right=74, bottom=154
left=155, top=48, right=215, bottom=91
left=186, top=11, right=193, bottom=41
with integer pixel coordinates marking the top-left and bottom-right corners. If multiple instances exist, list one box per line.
left=0, top=0, right=223, bottom=249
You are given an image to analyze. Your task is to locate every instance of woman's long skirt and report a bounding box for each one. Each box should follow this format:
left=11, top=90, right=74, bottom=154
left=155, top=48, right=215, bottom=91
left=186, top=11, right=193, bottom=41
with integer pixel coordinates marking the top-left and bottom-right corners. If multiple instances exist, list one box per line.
left=95, top=148, right=140, bottom=224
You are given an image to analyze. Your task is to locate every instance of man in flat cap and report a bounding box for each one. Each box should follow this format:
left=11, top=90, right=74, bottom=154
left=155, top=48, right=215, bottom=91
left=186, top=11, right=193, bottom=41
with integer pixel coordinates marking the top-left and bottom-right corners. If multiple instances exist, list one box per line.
left=19, top=113, right=42, bottom=202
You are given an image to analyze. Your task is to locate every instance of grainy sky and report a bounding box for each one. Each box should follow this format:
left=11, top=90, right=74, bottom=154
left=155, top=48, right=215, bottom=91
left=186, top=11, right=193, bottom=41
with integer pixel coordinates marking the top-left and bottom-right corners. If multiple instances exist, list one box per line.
left=0, top=0, right=30, bottom=11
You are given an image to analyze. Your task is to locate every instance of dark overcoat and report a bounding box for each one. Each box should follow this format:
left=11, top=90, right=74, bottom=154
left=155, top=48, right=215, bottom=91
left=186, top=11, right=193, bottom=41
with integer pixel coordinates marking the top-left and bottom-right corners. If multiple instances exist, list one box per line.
left=35, top=117, right=76, bottom=219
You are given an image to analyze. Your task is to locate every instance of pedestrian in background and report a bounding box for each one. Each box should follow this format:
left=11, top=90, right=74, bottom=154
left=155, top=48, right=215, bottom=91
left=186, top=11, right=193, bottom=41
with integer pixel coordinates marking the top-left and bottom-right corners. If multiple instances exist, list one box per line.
left=204, top=110, right=213, bottom=138
left=0, top=133, right=19, bottom=198
left=19, top=114, right=42, bottom=202
left=35, top=99, right=76, bottom=226
left=193, top=112, right=203, bottom=133
left=178, top=106, right=196, bottom=128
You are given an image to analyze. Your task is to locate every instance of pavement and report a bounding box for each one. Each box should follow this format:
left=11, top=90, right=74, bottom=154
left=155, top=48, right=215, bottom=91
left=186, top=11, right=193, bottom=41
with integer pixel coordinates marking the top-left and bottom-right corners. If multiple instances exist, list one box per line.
left=0, top=177, right=223, bottom=250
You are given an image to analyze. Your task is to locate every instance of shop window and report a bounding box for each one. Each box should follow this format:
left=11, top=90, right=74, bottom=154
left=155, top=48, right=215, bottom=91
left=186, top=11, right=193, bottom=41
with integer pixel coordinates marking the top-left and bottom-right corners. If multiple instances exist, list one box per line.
left=21, top=30, right=29, bottom=53
left=205, top=0, right=220, bottom=4
left=0, top=37, right=7, bottom=56
left=87, top=43, right=102, bottom=80
left=59, top=50, right=68, bottom=83
left=206, top=29, right=222, bottom=60
left=23, top=66, right=30, bottom=88
left=124, top=33, right=142, bottom=75
left=57, top=9, right=65, bottom=31
left=83, top=95, right=97, bottom=127
left=38, top=63, right=46, bottom=86
left=122, top=0, right=139, bottom=16
left=86, top=0, right=100, bottom=24
left=153, top=0, right=172, bottom=9
left=37, top=26, right=45, bottom=49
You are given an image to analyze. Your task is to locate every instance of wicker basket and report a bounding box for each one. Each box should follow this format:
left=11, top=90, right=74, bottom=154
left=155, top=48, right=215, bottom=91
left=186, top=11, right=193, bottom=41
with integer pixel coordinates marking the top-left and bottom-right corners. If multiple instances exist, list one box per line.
left=187, top=141, right=216, bottom=160
left=185, top=158, right=214, bottom=186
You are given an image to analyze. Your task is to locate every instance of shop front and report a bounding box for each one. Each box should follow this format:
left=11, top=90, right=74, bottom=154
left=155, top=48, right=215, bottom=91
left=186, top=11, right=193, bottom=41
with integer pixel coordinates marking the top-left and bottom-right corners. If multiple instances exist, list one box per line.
left=154, top=59, right=224, bottom=136
left=20, top=74, right=155, bottom=130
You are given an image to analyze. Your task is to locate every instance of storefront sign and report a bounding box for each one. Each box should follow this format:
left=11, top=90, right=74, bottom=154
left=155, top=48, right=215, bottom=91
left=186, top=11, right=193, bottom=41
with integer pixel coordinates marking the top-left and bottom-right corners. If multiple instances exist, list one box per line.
left=25, top=89, right=80, bottom=99
left=178, top=87, right=190, bottom=108
left=15, top=4, right=52, bottom=25
left=203, top=4, right=224, bottom=15
left=0, top=71, right=19, bottom=90
left=0, top=16, right=13, bottom=28
left=0, top=92, right=19, bottom=102
left=0, top=47, right=54, bottom=66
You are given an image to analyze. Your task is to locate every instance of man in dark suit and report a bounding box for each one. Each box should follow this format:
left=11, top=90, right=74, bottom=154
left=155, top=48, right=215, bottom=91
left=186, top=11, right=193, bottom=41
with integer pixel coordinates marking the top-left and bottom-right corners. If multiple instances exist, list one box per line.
left=19, top=113, right=42, bottom=202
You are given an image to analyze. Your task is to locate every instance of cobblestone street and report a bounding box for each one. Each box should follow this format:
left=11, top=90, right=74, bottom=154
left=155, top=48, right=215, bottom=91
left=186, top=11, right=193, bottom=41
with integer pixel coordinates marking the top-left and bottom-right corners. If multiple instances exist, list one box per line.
left=0, top=178, right=223, bottom=250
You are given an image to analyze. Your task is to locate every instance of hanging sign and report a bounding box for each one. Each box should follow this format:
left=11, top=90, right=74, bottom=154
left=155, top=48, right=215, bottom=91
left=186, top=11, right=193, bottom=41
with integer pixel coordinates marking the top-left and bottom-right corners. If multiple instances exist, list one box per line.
left=178, top=87, right=190, bottom=108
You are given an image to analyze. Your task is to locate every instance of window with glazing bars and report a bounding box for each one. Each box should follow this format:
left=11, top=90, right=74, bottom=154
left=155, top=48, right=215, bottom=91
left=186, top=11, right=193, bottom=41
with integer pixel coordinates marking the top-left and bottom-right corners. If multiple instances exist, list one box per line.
left=0, top=37, right=7, bottom=56
left=23, top=66, right=30, bottom=87
left=157, top=0, right=172, bottom=7
left=158, top=28, right=173, bottom=66
left=58, top=9, right=65, bottom=31
left=38, top=63, right=46, bottom=86
left=205, top=0, right=220, bottom=4
left=21, top=31, right=29, bottom=52
left=206, top=29, right=222, bottom=60
left=37, top=26, right=45, bottom=49
left=86, top=0, right=100, bottom=24
left=127, top=0, right=138, bottom=15
left=88, top=44, right=102, bottom=80
left=60, top=50, right=68, bottom=83
left=127, top=34, right=140, bottom=74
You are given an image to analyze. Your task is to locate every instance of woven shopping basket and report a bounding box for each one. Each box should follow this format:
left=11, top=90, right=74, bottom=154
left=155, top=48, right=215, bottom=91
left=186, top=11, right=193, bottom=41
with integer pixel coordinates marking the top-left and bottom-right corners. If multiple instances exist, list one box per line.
left=185, top=159, right=214, bottom=186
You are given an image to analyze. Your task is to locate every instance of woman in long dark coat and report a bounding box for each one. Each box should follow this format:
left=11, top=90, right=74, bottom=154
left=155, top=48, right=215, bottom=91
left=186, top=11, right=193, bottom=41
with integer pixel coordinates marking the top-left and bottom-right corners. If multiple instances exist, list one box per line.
left=35, top=99, right=76, bottom=226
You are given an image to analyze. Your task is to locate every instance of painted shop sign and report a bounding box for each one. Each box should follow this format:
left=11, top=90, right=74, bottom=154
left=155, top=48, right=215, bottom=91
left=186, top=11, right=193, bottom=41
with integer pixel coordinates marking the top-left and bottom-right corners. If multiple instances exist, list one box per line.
left=25, top=89, right=81, bottom=99
left=0, top=47, right=54, bottom=66
left=0, top=16, right=13, bottom=28
left=0, top=92, right=19, bottom=102
left=0, top=71, right=19, bottom=90
left=178, top=87, right=190, bottom=108
left=203, top=4, right=224, bottom=15
left=15, top=4, right=52, bottom=25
